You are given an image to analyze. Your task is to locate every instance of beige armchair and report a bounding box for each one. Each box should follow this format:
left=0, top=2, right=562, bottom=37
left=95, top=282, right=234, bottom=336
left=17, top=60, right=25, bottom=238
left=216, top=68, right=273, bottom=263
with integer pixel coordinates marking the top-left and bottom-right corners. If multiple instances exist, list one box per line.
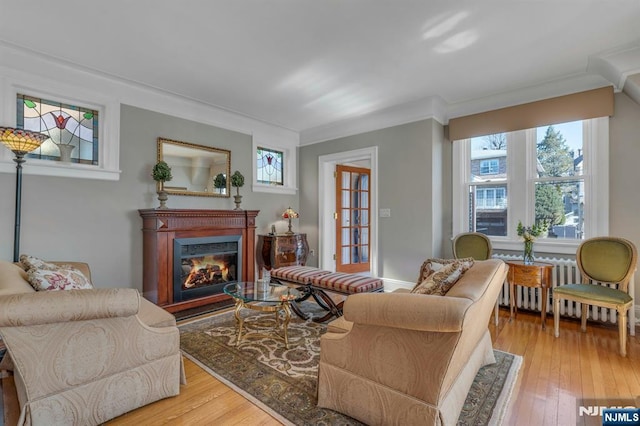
left=0, top=260, right=184, bottom=425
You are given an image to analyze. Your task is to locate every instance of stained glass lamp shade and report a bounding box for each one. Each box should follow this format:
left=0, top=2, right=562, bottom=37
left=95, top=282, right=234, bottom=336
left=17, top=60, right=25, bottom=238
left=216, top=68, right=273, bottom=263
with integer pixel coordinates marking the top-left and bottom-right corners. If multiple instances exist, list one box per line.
left=0, top=127, right=49, bottom=262
left=282, top=207, right=299, bottom=235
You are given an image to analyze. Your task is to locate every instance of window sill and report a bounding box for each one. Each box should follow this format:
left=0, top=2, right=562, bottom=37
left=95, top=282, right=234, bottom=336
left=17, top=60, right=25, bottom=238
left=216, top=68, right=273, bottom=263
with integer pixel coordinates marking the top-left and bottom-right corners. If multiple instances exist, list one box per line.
left=0, top=159, right=121, bottom=181
left=252, top=183, right=297, bottom=195
left=491, top=238, right=580, bottom=256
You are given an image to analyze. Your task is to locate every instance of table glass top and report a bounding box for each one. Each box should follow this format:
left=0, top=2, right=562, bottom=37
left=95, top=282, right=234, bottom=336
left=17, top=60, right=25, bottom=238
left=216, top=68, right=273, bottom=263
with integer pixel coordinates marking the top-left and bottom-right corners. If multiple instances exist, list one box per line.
left=223, top=282, right=300, bottom=303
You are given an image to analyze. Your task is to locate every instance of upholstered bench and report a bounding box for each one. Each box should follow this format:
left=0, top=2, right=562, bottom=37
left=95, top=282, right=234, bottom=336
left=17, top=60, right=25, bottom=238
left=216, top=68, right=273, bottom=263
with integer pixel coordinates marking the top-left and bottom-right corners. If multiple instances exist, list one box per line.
left=270, top=266, right=384, bottom=322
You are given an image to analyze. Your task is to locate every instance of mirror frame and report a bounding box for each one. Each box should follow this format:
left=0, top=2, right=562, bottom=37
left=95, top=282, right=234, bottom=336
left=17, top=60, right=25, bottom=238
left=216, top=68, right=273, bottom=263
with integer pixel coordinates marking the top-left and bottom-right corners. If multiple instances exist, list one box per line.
left=157, top=137, right=231, bottom=197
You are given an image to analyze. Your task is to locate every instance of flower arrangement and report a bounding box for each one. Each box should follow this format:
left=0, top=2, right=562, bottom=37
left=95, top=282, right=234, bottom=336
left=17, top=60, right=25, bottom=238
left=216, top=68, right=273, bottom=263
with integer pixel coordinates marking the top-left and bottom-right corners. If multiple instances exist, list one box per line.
left=516, top=221, right=546, bottom=242
left=517, top=221, right=546, bottom=264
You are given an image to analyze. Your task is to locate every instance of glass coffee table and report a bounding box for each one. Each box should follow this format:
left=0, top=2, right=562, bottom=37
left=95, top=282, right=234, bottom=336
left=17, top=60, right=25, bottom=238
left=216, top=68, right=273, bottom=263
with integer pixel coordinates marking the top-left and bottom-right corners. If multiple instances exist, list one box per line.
left=223, top=282, right=301, bottom=349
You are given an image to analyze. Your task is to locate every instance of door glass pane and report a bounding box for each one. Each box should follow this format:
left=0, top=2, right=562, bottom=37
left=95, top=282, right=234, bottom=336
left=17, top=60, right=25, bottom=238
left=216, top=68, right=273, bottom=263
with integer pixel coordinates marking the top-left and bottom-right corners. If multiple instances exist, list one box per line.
left=360, top=191, right=368, bottom=208
left=342, top=209, right=350, bottom=224
left=351, top=227, right=360, bottom=245
left=360, top=174, right=369, bottom=190
left=342, top=171, right=350, bottom=187
left=341, top=227, right=350, bottom=243
left=360, top=211, right=369, bottom=226
left=351, top=246, right=362, bottom=263
left=351, top=210, right=360, bottom=226
left=341, top=247, right=351, bottom=264
left=361, top=245, right=369, bottom=262
left=361, top=228, right=369, bottom=244
left=342, top=190, right=350, bottom=207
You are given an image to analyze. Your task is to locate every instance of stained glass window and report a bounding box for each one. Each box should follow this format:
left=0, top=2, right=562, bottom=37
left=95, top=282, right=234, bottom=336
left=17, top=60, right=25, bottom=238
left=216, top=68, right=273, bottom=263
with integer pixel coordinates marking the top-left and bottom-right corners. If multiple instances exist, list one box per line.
left=256, top=146, right=283, bottom=186
left=16, top=94, right=99, bottom=164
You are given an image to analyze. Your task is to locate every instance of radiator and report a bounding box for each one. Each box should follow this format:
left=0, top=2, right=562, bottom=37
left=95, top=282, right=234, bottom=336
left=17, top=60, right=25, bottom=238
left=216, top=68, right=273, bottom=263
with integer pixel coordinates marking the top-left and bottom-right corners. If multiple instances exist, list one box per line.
left=493, top=254, right=630, bottom=326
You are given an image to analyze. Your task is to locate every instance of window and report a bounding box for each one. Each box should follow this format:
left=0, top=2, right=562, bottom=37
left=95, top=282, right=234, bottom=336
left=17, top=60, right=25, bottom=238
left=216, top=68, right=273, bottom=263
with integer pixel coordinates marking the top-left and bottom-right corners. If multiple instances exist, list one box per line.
left=17, top=94, right=99, bottom=164
left=480, top=159, right=499, bottom=174
left=256, top=146, right=283, bottom=186
left=0, top=73, right=120, bottom=180
left=252, top=139, right=297, bottom=195
left=453, top=117, right=608, bottom=254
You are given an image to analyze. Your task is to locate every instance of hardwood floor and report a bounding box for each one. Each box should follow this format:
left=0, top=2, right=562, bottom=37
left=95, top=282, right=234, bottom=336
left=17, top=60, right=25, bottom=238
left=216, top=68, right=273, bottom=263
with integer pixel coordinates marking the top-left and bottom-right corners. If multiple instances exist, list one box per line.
left=3, top=308, right=640, bottom=425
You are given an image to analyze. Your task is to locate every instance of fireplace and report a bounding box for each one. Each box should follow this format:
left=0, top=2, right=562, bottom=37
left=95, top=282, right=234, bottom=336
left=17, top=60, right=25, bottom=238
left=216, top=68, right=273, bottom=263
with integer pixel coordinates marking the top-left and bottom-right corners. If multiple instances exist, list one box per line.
left=173, top=235, right=242, bottom=302
left=139, top=209, right=258, bottom=313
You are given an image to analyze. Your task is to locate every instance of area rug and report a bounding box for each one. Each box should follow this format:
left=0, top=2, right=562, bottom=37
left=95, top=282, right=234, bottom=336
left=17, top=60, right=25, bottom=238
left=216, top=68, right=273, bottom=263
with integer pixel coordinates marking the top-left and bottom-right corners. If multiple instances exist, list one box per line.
left=179, top=307, right=522, bottom=425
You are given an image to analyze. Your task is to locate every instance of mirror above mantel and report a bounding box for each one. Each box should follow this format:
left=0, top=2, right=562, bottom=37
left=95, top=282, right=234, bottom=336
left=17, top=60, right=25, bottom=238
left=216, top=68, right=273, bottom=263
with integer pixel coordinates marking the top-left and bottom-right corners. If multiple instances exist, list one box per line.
left=157, top=137, right=231, bottom=197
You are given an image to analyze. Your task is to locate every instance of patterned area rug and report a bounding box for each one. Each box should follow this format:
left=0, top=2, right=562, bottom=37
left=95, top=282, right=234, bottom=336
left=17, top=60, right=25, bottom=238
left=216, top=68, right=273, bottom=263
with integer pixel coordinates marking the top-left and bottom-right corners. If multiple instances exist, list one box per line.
left=179, top=307, right=521, bottom=425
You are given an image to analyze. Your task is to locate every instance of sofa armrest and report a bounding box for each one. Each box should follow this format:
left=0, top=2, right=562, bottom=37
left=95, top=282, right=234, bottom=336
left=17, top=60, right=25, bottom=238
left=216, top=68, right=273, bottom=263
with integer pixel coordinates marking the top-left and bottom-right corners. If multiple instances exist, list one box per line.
left=344, top=292, right=472, bottom=332
left=0, top=288, right=139, bottom=327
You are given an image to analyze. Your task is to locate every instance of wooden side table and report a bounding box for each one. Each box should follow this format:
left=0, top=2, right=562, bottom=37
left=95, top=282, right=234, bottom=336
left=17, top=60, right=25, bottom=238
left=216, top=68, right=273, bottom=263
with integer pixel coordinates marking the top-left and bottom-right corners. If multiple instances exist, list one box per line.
left=506, top=260, right=554, bottom=329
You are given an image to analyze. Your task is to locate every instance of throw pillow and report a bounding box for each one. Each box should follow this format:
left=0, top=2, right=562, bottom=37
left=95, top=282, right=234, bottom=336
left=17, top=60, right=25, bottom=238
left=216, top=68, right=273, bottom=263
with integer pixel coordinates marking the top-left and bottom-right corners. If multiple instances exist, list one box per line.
left=26, top=267, right=93, bottom=291
left=411, top=261, right=469, bottom=296
left=19, top=254, right=63, bottom=271
left=416, top=257, right=474, bottom=285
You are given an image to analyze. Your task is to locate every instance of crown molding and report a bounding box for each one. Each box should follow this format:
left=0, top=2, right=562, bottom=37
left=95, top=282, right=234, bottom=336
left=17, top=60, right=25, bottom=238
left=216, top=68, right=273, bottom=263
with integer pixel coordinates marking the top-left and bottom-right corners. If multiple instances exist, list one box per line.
left=587, top=41, right=640, bottom=90
left=300, top=96, right=446, bottom=145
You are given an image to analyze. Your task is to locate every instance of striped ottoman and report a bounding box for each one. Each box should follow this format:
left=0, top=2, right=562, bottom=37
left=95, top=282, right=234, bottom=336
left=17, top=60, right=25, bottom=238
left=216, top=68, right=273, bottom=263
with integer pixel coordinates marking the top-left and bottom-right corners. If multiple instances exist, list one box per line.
left=270, top=266, right=332, bottom=284
left=270, top=266, right=384, bottom=322
left=310, top=272, right=384, bottom=295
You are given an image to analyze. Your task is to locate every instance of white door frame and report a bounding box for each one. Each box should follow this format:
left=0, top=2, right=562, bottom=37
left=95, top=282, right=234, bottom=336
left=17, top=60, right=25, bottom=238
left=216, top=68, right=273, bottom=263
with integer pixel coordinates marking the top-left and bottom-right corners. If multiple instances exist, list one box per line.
left=318, top=147, right=378, bottom=275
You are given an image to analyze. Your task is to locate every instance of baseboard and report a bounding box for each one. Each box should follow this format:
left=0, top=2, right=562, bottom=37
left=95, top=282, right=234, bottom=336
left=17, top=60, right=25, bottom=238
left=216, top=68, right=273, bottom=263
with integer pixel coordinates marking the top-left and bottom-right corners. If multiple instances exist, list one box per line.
left=381, top=277, right=414, bottom=292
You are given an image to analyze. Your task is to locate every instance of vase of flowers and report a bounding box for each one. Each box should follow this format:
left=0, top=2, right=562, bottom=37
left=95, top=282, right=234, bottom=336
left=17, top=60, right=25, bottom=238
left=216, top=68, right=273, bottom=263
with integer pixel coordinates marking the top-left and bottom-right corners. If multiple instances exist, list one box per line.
left=517, top=221, right=545, bottom=265
left=152, top=161, right=173, bottom=209
left=230, top=170, right=245, bottom=210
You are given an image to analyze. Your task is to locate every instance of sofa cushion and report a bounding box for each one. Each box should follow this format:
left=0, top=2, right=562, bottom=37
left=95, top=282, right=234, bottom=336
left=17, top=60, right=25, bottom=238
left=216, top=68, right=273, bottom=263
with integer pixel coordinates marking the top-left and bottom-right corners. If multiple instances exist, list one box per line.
left=411, top=261, right=470, bottom=296
left=26, top=266, right=93, bottom=291
left=416, top=257, right=474, bottom=285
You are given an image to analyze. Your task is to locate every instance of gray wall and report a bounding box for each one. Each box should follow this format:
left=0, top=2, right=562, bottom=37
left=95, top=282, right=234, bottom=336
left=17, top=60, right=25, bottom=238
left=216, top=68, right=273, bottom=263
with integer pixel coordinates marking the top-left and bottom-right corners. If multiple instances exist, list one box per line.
left=0, top=104, right=297, bottom=289
left=299, top=118, right=449, bottom=283
left=299, top=93, right=640, bottom=292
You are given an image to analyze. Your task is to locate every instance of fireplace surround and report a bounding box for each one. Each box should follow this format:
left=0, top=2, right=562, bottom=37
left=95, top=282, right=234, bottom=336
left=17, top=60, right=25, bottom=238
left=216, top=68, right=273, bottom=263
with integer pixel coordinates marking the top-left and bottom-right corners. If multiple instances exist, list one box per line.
left=139, top=209, right=258, bottom=313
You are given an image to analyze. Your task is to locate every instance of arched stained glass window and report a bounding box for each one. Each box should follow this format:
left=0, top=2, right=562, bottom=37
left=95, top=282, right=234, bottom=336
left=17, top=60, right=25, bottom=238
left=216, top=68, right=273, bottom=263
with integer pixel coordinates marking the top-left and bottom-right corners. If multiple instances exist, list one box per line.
left=16, top=93, right=99, bottom=164
left=256, top=146, right=283, bottom=186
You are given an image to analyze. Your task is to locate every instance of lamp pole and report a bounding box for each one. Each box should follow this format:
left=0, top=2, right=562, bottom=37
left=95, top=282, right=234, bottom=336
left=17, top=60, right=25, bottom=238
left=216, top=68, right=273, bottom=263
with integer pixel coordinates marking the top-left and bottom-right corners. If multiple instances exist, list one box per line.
left=12, top=153, right=26, bottom=262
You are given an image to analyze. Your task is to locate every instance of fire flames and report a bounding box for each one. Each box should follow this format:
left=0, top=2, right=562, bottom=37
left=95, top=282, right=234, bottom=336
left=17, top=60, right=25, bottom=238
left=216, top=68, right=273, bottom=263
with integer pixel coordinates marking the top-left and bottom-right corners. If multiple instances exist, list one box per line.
left=183, top=256, right=230, bottom=288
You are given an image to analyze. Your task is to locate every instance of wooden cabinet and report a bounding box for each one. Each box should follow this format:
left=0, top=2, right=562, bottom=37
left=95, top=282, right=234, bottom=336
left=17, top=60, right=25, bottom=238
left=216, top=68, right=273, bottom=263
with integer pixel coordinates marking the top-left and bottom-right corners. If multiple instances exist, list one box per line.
left=257, top=234, right=309, bottom=272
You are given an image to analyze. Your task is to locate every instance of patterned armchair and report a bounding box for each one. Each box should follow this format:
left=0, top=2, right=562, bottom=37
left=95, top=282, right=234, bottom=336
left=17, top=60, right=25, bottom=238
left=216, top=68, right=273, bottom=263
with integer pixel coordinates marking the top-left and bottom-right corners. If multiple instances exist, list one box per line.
left=0, top=260, right=184, bottom=425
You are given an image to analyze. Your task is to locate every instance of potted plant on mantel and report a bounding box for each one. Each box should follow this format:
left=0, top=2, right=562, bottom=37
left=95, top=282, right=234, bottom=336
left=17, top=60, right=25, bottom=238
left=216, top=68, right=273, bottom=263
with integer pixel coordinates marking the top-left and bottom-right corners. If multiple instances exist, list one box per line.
left=230, top=170, right=245, bottom=210
left=152, top=161, right=173, bottom=209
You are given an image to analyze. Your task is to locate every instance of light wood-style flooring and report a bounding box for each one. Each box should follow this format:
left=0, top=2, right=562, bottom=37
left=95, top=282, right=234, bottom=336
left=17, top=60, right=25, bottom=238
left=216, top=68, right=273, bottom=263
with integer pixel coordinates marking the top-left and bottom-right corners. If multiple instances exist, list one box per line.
left=3, top=308, right=640, bottom=425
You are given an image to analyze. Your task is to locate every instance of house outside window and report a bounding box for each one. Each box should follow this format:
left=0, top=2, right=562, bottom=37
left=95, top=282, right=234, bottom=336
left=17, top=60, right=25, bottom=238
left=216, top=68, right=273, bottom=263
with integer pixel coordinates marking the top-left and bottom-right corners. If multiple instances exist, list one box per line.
left=453, top=117, right=608, bottom=254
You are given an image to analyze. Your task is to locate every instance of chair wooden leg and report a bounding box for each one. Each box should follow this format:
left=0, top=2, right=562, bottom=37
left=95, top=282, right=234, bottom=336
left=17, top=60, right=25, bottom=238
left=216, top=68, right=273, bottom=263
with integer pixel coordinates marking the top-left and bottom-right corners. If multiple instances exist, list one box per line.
left=581, top=304, right=588, bottom=332
left=494, top=299, right=499, bottom=326
left=619, top=307, right=628, bottom=357
left=554, top=295, right=560, bottom=337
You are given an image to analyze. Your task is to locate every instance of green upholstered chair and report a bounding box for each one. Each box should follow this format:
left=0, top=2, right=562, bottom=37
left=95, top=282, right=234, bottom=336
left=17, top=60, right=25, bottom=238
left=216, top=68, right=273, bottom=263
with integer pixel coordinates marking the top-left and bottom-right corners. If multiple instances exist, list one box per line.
left=452, top=232, right=493, bottom=261
left=453, top=232, right=498, bottom=324
left=553, top=237, right=638, bottom=356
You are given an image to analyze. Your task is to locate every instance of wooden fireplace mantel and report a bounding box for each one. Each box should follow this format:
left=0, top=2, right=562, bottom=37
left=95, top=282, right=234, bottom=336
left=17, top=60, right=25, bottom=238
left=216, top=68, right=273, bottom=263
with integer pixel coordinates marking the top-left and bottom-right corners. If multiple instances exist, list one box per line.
left=139, top=209, right=259, bottom=313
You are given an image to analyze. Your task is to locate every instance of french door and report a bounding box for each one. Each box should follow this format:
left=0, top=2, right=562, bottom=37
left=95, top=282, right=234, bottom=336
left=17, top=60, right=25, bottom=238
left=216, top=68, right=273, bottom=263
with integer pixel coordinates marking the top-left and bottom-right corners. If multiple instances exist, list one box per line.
left=335, top=164, right=371, bottom=273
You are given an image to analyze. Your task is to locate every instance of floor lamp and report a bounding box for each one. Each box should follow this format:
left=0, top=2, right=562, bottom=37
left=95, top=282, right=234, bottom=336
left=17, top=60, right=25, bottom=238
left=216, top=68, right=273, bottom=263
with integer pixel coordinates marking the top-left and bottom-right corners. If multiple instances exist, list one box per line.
left=0, top=127, right=48, bottom=262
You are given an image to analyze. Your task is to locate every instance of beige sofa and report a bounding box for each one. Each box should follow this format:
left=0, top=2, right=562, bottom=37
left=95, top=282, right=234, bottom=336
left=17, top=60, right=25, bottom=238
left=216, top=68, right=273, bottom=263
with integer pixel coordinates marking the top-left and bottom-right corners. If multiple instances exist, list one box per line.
left=0, top=260, right=185, bottom=426
left=317, top=259, right=508, bottom=425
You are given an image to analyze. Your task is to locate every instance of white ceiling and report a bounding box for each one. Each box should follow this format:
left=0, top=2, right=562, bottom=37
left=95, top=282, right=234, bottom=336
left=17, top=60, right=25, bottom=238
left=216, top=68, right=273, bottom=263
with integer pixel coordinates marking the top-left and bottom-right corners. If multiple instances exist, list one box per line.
left=2, top=1, right=640, bottom=141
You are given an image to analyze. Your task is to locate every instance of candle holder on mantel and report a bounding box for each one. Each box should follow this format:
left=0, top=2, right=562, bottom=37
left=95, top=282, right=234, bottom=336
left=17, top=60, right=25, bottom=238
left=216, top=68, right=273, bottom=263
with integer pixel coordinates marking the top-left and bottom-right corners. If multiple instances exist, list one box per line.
left=282, top=207, right=299, bottom=235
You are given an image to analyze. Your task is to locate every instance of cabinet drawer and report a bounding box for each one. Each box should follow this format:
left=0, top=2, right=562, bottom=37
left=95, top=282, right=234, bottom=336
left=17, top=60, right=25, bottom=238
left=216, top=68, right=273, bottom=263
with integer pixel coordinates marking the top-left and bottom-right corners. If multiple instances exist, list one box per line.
left=511, top=267, right=543, bottom=287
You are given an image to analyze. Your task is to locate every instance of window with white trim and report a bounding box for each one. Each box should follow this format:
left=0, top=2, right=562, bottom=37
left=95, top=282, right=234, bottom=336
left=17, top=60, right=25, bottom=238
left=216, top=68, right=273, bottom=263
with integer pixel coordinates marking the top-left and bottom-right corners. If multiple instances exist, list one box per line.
left=252, top=138, right=297, bottom=195
left=453, top=117, right=608, bottom=254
